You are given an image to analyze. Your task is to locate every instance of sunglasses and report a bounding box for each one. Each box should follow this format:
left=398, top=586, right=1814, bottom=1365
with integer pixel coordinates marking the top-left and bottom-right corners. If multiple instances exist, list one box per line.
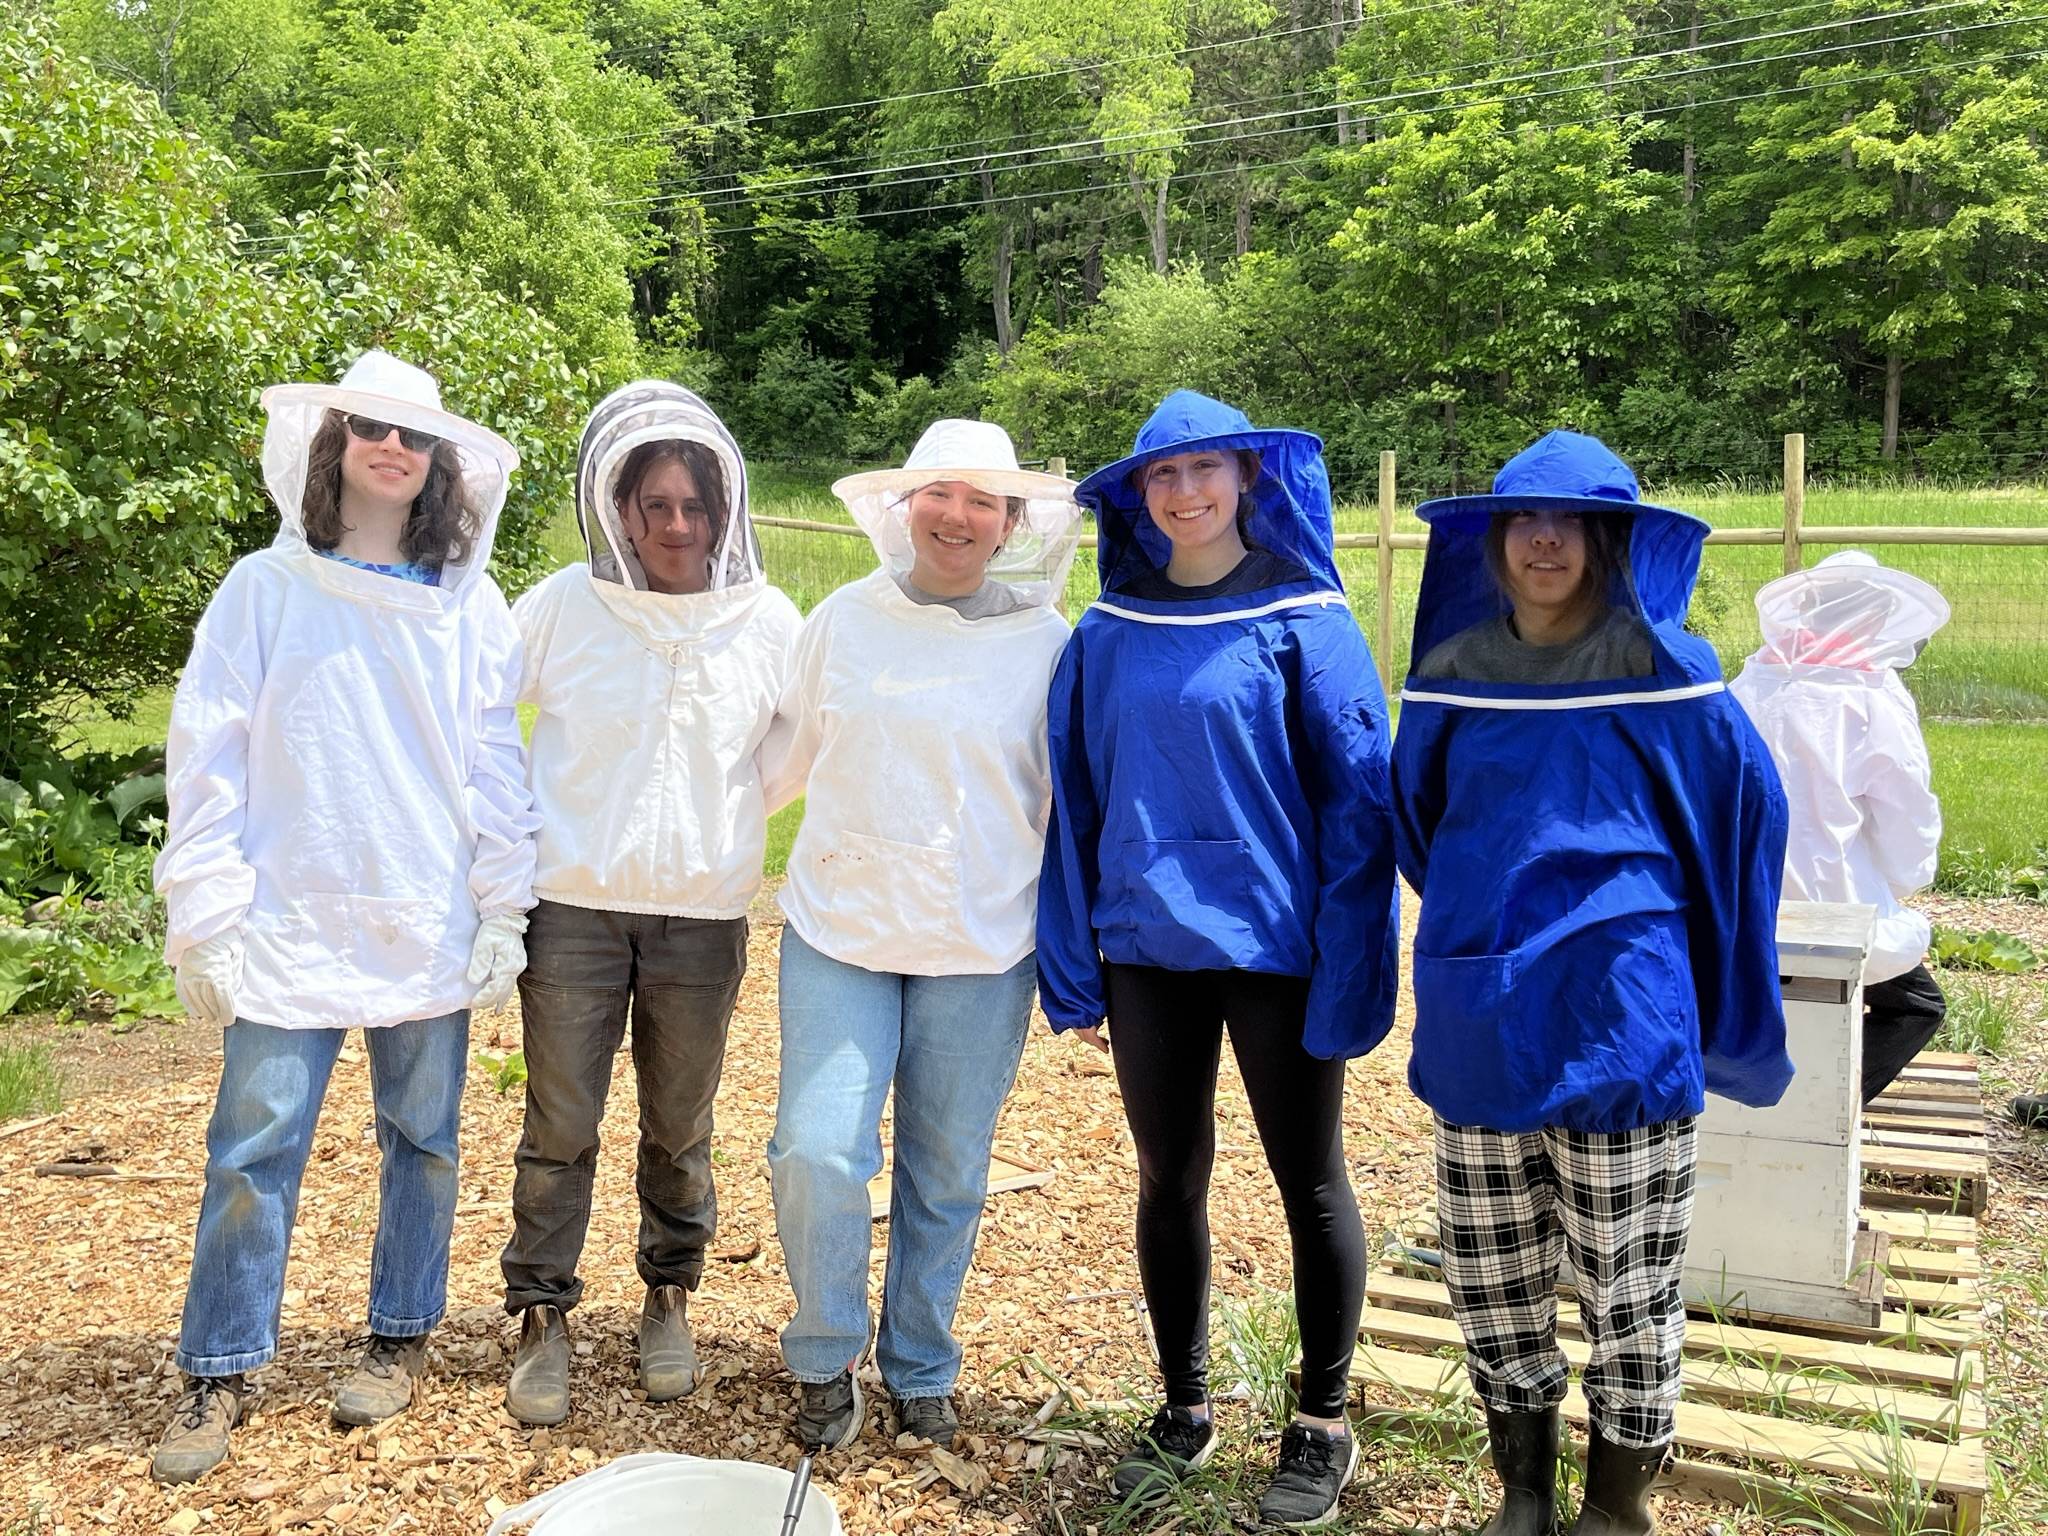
left=344, top=414, right=440, bottom=454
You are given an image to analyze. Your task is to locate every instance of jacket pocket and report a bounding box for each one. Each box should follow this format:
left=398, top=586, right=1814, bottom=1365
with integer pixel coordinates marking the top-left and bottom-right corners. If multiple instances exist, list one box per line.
left=1409, top=950, right=1526, bottom=1115
left=803, top=830, right=964, bottom=946
left=1112, top=838, right=1267, bottom=969
left=275, top=893, right=450, bottom=1008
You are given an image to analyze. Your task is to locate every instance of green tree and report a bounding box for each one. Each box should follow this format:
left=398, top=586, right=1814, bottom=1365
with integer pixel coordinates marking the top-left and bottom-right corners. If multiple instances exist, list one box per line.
left=0, top=24, right=591, bottom=728
left=53, top=0, right=314, bottom=147
left=0, top=20, right=284, bottom=728
left=400, top=21, right=640, bottom=375
left=1707, top=5, right=2048, bottom=459
left=1320, top=102, right=1684, bottom=482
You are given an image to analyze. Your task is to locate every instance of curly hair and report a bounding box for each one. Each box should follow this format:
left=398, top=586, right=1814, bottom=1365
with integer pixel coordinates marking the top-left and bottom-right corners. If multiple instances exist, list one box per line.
left=613, top=438, right=729, bottom=553
left=300, top=410, right=481, bottom=569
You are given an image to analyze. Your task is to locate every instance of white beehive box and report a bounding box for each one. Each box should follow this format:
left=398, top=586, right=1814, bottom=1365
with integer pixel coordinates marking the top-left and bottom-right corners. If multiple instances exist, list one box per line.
left=1683, top=900, right=1877, bottom=1326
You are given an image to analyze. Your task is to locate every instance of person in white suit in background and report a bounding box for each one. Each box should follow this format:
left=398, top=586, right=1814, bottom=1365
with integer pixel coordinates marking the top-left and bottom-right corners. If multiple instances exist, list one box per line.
left=1729, top=551, right=1949, bottom=1104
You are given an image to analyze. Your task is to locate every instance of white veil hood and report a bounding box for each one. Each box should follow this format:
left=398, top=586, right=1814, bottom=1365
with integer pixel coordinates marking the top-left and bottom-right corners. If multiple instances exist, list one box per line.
left=576, top=381, right=760, bottom=593
left=260, top=350, right=518, bottom=595
left=1753, top=551, right=1950, bottom=672
left=831, top=419, right=1083, bottom=607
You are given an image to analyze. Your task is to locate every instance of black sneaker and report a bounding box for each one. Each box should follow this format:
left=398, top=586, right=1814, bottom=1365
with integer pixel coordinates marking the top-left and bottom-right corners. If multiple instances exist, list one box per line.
left=796, top=1371, right=864, bottom=1451
left=892, top=1393, right=959, bottom=1449
left=1257, top=1420, right=1358, bottom=1528
left=1110, top=1404, right=1218, bottom=1506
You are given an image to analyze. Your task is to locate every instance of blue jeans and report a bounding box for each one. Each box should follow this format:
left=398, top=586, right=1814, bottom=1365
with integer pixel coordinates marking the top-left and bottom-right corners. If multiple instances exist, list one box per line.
left=174, top=1013, right=470, bottom=1376
left=768, top=926, right=1034, bottom=1399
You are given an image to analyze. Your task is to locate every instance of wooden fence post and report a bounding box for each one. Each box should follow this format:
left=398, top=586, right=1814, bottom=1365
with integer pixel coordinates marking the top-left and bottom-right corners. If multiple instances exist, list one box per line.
left=1377, top=451, right=1397, bottom=691
left=1048, top=456, right=1067, bottom=479
left=1782, top=433, right=1806, bottom=574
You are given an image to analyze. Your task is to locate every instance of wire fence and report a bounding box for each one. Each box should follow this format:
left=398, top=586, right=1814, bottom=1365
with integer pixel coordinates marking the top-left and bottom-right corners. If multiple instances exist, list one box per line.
left=750, top=438, right=2048, bottom=723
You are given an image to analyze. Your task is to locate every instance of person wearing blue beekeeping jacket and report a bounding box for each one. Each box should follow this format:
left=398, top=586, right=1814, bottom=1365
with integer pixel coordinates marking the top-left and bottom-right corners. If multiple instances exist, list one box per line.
left=1038, top=391, right=1400, bottom=1529
left=1393, top=431, right=1792, bottom=1536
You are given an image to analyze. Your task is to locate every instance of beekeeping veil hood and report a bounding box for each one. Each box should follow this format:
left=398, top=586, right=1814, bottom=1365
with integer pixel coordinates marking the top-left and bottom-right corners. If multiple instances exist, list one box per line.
left=1076, top=390, right=1339, bottom=599
left=1392, top=430, right=1792, bottom=1132
left=577, top=380, right=761, bottom=592
left=260, top=349, right=518, bottom=598
left=1750, top=551, right=1950, bottom=672
left=831, top=419, right=1082, bottom=606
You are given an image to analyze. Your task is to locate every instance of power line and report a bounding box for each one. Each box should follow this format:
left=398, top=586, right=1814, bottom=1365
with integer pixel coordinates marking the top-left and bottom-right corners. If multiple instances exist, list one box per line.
left=691, top=40, right=2048, bottom=239
left=230, top=0, right=1450, bottom=182
left=637, top=0, right=1860, bottom=203
left=604, top=5, right=2022, bottom=224
left=228, top=12, right=2040, bottom=248
left=602, top=7, right=1415, bottom=143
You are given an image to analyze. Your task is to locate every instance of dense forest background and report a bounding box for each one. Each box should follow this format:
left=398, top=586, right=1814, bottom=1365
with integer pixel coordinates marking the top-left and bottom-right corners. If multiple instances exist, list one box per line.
left=9, top=0, right=2048, bottom=723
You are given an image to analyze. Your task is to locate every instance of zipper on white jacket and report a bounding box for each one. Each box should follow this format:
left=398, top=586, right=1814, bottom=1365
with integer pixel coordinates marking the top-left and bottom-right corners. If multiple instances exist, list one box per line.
left=1090, top=590, right=1346, bottom=626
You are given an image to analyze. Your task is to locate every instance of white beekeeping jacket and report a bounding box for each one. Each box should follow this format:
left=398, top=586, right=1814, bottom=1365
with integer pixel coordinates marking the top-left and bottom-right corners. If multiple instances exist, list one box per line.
left=1730, top=552, right=1950, bottom=983
left=760, top=423, right=1082, bottom=976
left=154, top=354, right=540, bottom=1029
left=516, top=381, right=800, bottom=917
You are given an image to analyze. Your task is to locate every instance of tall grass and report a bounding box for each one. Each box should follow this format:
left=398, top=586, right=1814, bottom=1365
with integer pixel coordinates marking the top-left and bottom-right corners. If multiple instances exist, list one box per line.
left=0, top=1038, right=62, bottom=1121
left=1931, top=980, right=2027, bottom=1058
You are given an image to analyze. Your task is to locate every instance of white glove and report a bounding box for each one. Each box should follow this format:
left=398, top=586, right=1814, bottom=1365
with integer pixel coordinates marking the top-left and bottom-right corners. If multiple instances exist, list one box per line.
left=466, top=912, right=529, bottom=1012
left=175, top=931, right=244, bottom=1029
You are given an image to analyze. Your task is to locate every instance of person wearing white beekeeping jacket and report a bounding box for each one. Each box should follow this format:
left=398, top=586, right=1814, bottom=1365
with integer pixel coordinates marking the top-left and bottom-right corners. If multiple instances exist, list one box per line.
left=149, top=351, right=538, bottom=1485
left=498, top=382, right=800, bottom=1427
left=1730, top=551, right=1951, bottom=1104
left=759, top=421, right=1082, bottom=1455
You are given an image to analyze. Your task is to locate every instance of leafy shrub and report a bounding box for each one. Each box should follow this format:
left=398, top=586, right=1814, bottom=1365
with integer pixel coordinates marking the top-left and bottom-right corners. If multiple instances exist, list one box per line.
left=1930, top=926, right=2042, bottom=974
left=0, top=740, right=182, bottom=1023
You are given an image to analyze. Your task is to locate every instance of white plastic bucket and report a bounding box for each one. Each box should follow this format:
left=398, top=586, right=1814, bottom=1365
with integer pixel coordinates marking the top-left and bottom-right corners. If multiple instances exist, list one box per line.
left=485, top=1453, right=843, bottom=1536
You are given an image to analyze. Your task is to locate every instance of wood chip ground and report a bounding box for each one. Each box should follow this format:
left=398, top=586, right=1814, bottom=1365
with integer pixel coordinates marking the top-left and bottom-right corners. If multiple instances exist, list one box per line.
left=2, top=894, right=2043, bottom=1534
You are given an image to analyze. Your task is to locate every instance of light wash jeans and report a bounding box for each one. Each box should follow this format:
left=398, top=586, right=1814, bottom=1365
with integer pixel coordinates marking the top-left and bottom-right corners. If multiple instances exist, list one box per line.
left=768, top=926, right=1034, bottom=1399
left=174, top=1012, right=469, bottom=1376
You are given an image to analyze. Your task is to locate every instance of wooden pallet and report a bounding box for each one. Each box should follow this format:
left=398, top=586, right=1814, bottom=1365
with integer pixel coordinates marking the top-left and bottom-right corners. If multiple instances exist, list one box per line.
left=864, top=1147, right=1052, bottom=1220
left=1346, top=1051, right=1990, bottom=1530
left=1350, top=1267, right=1987, bottom=1533
left=1864, top=1058, right=1991, bottom=1216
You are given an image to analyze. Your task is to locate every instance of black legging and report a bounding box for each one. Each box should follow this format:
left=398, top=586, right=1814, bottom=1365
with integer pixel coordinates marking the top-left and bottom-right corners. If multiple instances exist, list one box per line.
left=1104, top=962, right=1366, bottom=1418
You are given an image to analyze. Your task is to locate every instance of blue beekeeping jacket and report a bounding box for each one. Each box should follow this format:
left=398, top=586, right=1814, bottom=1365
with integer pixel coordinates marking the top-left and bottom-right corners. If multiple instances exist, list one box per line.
left=1393, top=441, right=1794, bottom=1132
left=1036, top=391, right=1401, bottom=1060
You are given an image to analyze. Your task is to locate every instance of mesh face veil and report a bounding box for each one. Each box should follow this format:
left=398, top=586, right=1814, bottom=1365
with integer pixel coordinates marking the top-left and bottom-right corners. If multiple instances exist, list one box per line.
left=576, top=381, right=761, bottom=594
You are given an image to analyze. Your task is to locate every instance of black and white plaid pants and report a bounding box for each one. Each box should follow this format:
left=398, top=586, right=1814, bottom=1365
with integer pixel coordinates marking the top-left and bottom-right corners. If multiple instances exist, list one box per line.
left=1434, top=1115, right=1697, bottom=1449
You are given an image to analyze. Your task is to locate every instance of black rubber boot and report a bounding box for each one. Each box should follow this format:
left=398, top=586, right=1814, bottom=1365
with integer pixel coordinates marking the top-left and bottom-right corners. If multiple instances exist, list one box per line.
left=1480, top=1407, right=1559, bottom=1536
left=1569, top=1434, right=1667, bottom=1536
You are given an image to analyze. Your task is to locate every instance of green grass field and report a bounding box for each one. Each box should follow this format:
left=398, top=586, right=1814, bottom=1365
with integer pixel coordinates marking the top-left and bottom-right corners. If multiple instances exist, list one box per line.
left=70, top=473, right=2046, bottom=887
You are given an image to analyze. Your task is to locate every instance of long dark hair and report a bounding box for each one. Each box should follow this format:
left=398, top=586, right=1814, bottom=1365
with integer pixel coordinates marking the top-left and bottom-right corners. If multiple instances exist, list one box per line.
left=1483, top=510, right=1636, bottom=621
left=613, top=438, right=729, bottom=550
left=301, top=410, right=480, bottom=568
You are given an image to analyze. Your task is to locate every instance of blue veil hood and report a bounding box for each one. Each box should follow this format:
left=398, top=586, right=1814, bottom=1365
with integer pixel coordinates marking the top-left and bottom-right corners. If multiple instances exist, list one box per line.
left=1409, top=430, right=1711, bottom=674
left=1076, top=391, right=1341, bottom=595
